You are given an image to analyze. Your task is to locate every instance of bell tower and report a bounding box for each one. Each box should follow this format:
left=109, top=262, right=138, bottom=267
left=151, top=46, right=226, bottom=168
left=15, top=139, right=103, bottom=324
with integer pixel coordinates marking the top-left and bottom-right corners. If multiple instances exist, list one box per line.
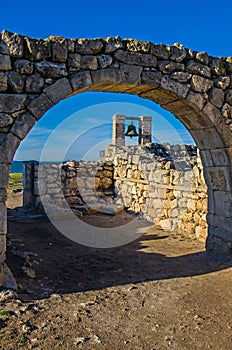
left=112, top=114, right=152, bottom=146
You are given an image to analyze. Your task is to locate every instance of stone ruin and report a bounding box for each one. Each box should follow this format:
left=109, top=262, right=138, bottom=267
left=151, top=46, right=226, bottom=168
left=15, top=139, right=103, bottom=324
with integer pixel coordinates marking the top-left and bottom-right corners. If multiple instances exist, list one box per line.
left=23, top=141, right=207, bottom=242
left=1, top=30, right=232, bottom=285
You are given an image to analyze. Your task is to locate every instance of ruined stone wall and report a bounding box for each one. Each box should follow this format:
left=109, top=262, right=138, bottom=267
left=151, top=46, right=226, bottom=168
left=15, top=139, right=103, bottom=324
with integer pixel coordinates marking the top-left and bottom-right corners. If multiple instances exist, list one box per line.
left=105, top=143, right=207, bottom=241
left=23, top=160, right=114, bottom=215
left=23, top=143, right=207, bottom=242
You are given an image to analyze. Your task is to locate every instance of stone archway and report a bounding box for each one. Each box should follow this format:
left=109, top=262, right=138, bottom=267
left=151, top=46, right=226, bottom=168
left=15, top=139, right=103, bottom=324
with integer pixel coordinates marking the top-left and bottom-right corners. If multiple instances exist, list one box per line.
left=1, top=30, right=232, bottom=285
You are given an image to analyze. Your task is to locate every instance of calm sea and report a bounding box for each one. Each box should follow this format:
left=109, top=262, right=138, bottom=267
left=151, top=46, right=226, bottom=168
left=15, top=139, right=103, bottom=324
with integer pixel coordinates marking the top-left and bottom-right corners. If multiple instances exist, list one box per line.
left=10, top=161, right=23, bottom=173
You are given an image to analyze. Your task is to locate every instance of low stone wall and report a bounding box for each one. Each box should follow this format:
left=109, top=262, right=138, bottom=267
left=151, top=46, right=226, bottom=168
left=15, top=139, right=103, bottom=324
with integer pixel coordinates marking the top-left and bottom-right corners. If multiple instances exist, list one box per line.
left=105, top=143, right=207, bottom=241
left=23, top=160, right=115, bottom=214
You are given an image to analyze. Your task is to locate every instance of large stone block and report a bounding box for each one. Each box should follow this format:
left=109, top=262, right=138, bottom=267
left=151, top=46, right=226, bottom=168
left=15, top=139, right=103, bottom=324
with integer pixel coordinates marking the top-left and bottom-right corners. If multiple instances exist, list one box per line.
left=120, top=64, right=143, bottom=84
left=75, top=38, right=104, bottom=54
left=70, top=71, right=93, bottom=91
left=8, top=71, right=24, bottom=93
left=14, top=59, right=34, bottom=75
left=25, top=37, right=51, bottom=60
left=25, top=74, right=44, bottom=93
left=27, top=93, right=54, bottom=120
left=44, top=78, right=73, bottom=104
left=114, top=50, right=157, bottom=67
left=48, top=37, right=68, bottom=62
left=90, top=68, right=121, bottom=86
left=186, top=60, right=211, bottom=78
left=203, top=102, right=223, bottom=126
left=35, top=61, right=67, bottom=78
left=0, top=113, right=13, bottom=128
left=126, top=39, right=150, bottom=53
left=141, top=71, right=161, bottom=88
left=80, top=56, right=98, bottom=70
left=68, top=53, right=81, bottom=70
left=161, top=76, right=189, bottom=99
left=208, top=87, right=224, bottom=108
left=191, top=75, right=214, bottom=92
left=10, top=112, right=36, bottom=140
left=0, top=94, right=27, bottom=113
left=2, top=30, right=24, bottom=58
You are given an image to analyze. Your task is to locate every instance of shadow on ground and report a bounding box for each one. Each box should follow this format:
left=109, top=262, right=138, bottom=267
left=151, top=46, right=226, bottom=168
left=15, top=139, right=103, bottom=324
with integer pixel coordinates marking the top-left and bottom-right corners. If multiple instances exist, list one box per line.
left=6, top=207, right=232, bottom=301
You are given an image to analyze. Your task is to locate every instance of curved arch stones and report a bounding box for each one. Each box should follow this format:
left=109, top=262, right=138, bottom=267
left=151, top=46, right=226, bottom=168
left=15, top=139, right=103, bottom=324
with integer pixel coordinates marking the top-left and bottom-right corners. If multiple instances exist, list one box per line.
left=1, top=30, right=232, bottom=284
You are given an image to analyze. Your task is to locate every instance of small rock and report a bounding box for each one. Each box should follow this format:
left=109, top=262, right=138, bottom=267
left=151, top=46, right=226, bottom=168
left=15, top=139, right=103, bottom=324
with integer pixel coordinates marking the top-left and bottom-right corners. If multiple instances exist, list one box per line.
left=22, top=266, right=36, bottom=279
left=0, top=289, right=18, bottom=302
left=74, top=337, right=85, bottom=345
left=30, top=338, right=39, bottom=348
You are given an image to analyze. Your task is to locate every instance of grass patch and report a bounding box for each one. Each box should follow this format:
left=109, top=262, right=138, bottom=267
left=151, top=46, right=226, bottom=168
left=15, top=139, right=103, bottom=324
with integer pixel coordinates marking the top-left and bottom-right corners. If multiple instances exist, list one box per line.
left=0, top=310, right=11, bottom=317
left=8, top=173, right=23, bottom=193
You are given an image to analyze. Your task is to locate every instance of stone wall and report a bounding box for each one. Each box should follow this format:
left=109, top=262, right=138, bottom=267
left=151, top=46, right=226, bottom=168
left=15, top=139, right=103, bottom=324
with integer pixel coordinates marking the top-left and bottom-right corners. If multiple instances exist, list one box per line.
left=105, top=143, right=207, bottom=242
left=23, top=160, right=115, bottom=215
left=23, top=143, right=208, bottom=242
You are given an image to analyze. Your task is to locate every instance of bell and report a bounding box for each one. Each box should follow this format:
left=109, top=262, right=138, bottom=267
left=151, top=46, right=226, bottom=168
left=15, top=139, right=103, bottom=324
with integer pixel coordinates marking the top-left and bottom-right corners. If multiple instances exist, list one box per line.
left=125, top=122, right=139, bottom=138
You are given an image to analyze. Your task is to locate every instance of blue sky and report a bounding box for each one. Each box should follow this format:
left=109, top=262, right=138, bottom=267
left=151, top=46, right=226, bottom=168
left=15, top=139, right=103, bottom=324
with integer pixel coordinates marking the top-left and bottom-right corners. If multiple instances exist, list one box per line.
left=1, top=0, right=231, bottom=160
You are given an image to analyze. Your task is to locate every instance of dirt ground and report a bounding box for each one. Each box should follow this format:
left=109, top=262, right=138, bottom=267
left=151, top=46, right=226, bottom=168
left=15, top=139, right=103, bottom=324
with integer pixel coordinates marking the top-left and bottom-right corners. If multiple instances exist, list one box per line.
left=0, top=192, right=232, bottom=349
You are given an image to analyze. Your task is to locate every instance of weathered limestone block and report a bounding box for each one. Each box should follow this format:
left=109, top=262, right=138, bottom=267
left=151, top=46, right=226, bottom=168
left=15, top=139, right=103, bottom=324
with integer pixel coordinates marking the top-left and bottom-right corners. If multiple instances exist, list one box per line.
left=161, top=76, right=189, bottom=98
left=214, top=76, right=230, bottom=90
left=8, top=72, right=24, bottom=93
left=210, top=57, right=226, bottom=76
left=44, top=78, right=73, bottom=104
left=158, top=60, right=184, bottom=74
left=196, top=52, right=210, bottom=65
left=0, top=54, right=11, bottom=71
left=186, top=91, right=206, bottom=111
left=208, top=87, right=224, bottom=108
left=0, top=94, right=27, bottom=113
left=203, top=102, right=223, bottom=126
left=70, top=71, right=93, bottom=91
left=75, top=38, right=104, bottom=54
left=150, top=44, right=171, bottom=59
left=98, top=55, right=113, bottom=69
left=170, top=44, right=187, bottom=62
left=25, top=74, right=44, bottom=93
left=10, top=112, right=36, bottom=140
left=68, top=53, right=81, bottom=69
left=191, top=75, right=214, bottom=92
left=104, top=36, right=124, bottom=54
left=14, top=59, right=34, bottom=75
left=2, top=30, right=24, bottom=57
left=27, top=93, right=54, bottom=120
left=222, top=103, right=232, bottom=126
left=35, top=61, right=67, bottom=78
left=186, top=60, right=211, bottom=78
left=141, top=71, right=161, bottom=88
left=0, top=73, right=8, bottom=92
left=80, top=56, right=98, bottom=70
left=114, top=50, right=157, bottom=67
left=171, top=71, right=192, bottom=82
left=126, top=39, right=150, bottom=53
left=120, top=64, right=143, bottom=84
left=25, top=37, right=51, bottom=60
left=0, top=113, right=13, bottom=127
left=48, top=37, right=68, bottom=62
